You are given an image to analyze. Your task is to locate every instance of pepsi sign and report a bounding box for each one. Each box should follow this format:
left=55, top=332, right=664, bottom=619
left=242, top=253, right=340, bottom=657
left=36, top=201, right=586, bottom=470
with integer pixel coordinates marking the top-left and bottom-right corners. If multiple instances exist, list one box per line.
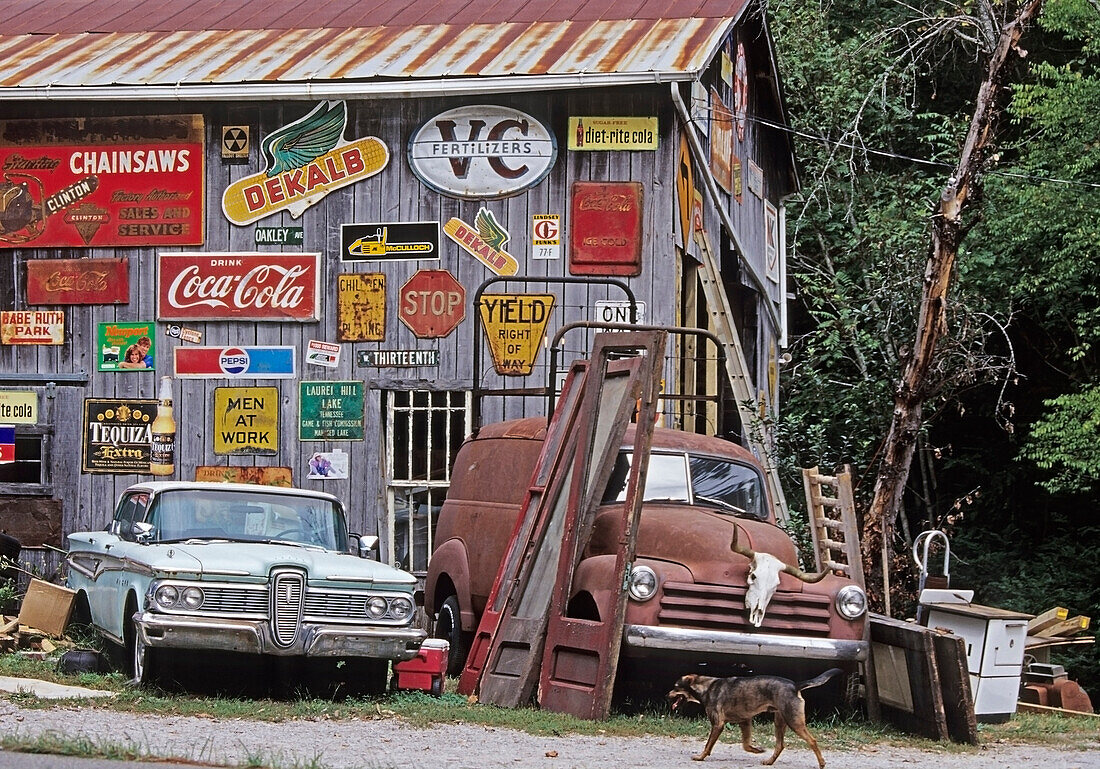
left=174, top=346, right=296, bottom=379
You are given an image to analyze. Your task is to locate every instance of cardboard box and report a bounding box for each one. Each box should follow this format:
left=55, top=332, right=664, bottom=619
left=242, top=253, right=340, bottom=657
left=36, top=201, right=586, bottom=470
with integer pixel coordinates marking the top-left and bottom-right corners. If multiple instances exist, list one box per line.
left=17, top=578, right=76, bottom=637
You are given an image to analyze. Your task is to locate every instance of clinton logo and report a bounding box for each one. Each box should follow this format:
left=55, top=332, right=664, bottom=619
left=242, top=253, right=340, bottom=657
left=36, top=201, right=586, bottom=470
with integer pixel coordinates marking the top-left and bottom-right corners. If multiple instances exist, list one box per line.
left=219, top=348, right=250, bottom=375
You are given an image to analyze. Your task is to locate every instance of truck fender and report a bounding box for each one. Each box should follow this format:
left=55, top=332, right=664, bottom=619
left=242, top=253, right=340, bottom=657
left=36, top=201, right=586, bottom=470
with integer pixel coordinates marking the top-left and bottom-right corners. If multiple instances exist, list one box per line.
left=425, top=538, right=474, bottom=631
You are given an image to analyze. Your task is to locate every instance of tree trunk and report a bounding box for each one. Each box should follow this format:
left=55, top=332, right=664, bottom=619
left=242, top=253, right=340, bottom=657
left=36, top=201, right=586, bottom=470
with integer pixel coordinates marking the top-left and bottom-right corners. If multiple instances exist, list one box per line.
left=862, top=0, right=1044, bottom=614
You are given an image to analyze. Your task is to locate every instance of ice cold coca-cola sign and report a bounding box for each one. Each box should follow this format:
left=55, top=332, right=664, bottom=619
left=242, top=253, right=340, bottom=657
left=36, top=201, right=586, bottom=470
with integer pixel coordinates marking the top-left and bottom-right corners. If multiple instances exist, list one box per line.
left=157, top=253, right=320, bottom=321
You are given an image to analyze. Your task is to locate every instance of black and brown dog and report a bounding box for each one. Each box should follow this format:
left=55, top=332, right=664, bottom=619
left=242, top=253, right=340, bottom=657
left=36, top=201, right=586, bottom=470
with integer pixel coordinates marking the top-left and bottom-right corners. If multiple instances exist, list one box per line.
left=668, top=668, right=843, bottom=766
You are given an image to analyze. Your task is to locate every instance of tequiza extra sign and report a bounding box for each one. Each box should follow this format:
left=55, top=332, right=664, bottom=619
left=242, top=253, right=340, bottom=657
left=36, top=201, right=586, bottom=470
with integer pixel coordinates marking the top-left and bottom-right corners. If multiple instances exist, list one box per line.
left=408, top=105, right=556, bottom=199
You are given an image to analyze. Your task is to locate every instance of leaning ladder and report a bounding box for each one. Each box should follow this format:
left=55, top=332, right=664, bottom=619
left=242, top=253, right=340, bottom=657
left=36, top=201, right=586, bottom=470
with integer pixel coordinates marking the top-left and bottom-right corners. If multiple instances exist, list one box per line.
left=693, top=228, right=790, bottom=524
left=801, top=465, right=864, bottom=586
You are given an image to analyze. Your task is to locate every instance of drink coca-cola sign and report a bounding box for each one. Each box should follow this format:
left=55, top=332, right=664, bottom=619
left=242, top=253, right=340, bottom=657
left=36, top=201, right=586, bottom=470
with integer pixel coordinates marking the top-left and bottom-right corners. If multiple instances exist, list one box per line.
left=157, top=253, right=320, bottom=321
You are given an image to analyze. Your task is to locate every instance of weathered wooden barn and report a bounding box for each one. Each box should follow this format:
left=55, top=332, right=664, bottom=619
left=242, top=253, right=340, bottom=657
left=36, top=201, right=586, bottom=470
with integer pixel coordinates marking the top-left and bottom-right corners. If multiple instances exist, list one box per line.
left=0, top=0, right=797, bottom=576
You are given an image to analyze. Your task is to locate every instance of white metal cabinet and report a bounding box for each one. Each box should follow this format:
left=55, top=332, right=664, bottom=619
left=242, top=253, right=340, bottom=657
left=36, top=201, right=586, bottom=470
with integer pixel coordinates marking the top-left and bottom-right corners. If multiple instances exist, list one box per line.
left=924, top=602, right=1032, bottom=722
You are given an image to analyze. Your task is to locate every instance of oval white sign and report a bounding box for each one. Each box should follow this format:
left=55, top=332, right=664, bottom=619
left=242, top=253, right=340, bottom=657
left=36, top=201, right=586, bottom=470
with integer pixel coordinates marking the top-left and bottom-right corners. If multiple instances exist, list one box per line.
left=408, top=105, right=557, bottom=199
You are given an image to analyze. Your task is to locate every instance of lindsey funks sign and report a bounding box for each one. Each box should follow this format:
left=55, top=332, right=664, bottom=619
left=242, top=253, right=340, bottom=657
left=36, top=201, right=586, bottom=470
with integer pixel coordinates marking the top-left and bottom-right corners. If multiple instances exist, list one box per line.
left=221, top=101, right=389, bottom=225
left=408, top=105, right=556, bottom=199
left=157, top=252, right=320, bottom=321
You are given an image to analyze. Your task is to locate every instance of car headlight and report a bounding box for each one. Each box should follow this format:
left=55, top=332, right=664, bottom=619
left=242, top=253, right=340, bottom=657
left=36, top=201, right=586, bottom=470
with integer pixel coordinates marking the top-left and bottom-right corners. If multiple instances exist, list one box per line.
left=836, top=585, right=867, bottom=619
left=181, top=586, right=204, bottom=609
left=154, top=585, right=179, bottom=608
left=366, top=596, right=388, bottom=618
left=389, top=595, right=414, bottom=621
left=627, top=565, right=658, bottom=602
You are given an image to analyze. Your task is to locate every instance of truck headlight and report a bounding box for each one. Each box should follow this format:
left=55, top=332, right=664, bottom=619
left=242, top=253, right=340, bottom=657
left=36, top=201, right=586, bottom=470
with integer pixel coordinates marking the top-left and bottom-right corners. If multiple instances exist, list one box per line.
left=836, top=585, right=867, bottom=619
left=627, top=565, right=658, bottom=602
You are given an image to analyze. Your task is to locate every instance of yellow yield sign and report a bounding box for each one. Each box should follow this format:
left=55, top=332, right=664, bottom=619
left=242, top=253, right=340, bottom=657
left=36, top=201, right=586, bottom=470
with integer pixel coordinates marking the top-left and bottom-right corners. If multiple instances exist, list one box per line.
left=479, top=293, right=556, bottom=376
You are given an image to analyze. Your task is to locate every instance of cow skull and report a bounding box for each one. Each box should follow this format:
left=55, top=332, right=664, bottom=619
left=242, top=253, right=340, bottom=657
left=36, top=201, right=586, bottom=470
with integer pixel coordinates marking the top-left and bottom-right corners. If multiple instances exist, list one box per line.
left=746, top=552, right=785, bottom=627
left=731, top=528, right=829, bottom=627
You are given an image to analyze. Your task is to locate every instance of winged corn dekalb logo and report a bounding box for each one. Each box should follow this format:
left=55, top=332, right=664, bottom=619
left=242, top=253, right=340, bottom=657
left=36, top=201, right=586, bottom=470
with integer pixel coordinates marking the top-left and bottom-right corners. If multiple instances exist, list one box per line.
left=443, top=208, right=519, bottom=276
left=221, top=101, right=389, bottom=226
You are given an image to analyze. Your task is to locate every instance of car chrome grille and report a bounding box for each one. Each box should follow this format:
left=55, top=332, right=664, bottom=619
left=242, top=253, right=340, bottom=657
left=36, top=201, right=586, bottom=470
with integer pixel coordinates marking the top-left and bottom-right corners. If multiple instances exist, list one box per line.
left=270, top=570, right=305, bottom=647
left=658, top=581, right=833, bottom=635
left=200, top=586, right=267, bottom=615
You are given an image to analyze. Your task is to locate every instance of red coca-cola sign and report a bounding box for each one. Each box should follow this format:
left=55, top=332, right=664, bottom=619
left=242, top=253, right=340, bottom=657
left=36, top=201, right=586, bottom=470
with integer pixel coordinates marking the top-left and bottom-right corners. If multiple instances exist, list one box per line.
left=157, top=253, right=320, bottom=321
left=26, top=257, right=129, bottom=305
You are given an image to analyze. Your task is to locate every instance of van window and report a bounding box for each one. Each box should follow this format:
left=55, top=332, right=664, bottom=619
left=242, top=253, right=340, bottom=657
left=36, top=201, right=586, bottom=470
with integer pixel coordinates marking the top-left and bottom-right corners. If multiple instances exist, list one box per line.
left=602, top=451, right=767, bottom=520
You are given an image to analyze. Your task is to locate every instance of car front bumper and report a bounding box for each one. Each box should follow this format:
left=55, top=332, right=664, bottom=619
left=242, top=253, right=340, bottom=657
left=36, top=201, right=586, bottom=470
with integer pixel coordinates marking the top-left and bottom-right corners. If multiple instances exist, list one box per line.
left=622, top=624, right=868, bottom=662
left=136, top=611, right=427, bottom=660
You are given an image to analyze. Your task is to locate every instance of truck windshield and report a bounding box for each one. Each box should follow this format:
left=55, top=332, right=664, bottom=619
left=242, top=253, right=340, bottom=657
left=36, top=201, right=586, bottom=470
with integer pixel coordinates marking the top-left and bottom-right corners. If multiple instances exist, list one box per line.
left=602, top=451, right=767, bottom=520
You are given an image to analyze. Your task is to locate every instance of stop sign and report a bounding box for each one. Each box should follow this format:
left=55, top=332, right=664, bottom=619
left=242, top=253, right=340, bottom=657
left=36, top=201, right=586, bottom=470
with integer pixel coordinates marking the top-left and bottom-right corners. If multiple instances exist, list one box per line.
left=399, top=269, right=467, bottom=338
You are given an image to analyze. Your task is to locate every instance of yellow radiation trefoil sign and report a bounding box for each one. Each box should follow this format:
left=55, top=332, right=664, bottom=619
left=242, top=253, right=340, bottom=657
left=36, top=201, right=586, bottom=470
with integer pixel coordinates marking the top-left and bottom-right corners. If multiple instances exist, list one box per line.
left=222, top=101, right=389, bottom=225
left=479, top=293, right=555, bottom=376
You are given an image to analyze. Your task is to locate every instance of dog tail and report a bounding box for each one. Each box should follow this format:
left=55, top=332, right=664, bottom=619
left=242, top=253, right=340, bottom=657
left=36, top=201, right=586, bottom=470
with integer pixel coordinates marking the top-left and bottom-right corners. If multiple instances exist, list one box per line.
left=796, top=668, right=844, bottom=692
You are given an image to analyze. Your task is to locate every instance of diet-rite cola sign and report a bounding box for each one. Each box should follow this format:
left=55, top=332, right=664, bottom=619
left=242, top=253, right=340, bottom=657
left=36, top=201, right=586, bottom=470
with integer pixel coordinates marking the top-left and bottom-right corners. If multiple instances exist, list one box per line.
left=222, top=101, right=389, bottom=225
left=157, top=252, right=320, bottom=321
left=408, top=105, right=556, bottom=199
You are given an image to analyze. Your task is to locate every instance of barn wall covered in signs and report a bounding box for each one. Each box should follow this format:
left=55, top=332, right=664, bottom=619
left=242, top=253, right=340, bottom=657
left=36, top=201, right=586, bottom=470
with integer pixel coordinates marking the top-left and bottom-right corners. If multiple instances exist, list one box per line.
left=0, top=0, right=797, bottom=575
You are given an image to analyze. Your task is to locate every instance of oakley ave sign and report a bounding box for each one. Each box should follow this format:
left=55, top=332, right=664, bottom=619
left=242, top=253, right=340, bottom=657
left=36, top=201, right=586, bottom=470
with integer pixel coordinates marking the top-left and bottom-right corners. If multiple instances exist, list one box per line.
left=408, top=105, right=556, bottom=199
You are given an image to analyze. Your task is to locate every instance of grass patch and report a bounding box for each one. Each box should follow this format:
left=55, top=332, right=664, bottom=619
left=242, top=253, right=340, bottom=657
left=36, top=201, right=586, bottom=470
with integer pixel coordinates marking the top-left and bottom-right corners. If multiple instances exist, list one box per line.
left=1, top=653, right=1097, bottom=752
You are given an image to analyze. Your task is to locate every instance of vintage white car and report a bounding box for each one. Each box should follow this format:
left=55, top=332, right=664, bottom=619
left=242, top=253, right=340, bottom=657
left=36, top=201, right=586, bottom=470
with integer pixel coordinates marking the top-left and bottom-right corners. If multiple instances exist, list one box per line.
left=67, top=481, right=426, bottom=694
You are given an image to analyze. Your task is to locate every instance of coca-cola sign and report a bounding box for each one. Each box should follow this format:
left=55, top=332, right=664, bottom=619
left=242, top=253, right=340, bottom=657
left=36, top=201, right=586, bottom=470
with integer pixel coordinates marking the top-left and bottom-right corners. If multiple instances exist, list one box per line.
left=157, top=252, right=320, bottom=321
left=26, top=257, right=129, bottom=305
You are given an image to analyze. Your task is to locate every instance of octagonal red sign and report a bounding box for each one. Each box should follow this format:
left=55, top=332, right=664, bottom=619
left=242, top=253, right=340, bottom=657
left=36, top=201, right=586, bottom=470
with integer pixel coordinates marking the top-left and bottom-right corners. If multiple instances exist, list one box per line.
left=399, top=269, right=466, bottom=338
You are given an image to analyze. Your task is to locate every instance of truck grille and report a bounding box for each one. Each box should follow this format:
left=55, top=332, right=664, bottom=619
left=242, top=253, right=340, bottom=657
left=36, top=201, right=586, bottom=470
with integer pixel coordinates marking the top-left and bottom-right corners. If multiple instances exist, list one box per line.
left=270, top=570, right=305, bottom=646
left=658, top=581, right=833, bottom=635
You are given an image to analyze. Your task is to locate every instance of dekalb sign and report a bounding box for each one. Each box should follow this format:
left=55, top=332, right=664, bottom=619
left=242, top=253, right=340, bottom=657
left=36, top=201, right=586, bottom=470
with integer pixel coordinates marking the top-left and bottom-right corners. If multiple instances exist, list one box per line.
left=222, top=101, right=388, bottom=225
left=408, top=105, right=556, bottom=199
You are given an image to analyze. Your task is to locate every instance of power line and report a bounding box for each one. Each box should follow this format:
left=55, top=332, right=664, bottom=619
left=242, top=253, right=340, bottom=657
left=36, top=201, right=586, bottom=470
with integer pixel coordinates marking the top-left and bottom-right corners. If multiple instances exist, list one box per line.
left=693, top=99, right=1100, bottom=190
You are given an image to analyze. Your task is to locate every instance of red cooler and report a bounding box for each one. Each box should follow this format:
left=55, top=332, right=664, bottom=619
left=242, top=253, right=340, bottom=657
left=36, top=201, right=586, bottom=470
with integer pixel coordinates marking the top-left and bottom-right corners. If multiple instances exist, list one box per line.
left=393, top=638, right=449, bottom=695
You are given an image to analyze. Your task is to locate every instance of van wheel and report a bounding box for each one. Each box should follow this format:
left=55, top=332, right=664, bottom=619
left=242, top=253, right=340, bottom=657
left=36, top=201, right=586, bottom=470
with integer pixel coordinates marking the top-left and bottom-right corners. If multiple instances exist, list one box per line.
left=434, top=595, right=468, bottom=676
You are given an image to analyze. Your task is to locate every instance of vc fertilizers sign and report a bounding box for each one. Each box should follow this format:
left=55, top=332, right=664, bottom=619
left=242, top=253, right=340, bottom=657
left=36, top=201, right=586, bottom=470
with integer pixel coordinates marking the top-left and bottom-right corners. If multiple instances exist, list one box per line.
left=408, top=105, right=556, bottom=199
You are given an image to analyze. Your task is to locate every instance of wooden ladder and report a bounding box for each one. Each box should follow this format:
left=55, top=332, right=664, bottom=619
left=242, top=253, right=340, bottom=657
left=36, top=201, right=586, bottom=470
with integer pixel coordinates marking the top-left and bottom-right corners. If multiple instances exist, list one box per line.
left=694, top=229, right=790, bottom=523
left=801, top=464, right=864, bottom=586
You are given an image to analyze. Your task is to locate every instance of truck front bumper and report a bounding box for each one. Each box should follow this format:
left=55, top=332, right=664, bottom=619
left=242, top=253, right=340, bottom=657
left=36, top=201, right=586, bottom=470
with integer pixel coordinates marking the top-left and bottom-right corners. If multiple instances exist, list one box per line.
left=136, top=611, right=426, bottom=660
left=623, top=624, right=868, bottom=662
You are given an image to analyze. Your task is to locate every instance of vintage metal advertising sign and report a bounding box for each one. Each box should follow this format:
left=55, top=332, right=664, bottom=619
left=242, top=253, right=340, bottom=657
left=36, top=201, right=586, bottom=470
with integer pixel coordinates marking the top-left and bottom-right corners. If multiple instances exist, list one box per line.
left=341, top=222, right=439, bottom=261
left=26, top=257, right=129, bottom=305
left=157, top=252, right=320, bottom=321
left=98, top=322, right=156, bottom=372
left=0, top=391, right=37, bottom=424
left=81, top=398, right=157, bottom=473
left=709, top=88, right=734, bottom=195
left=567, top=117, right=659, bottom=151
left=195, top=465, right=292, bottom=486
left=0, top=115, right=204, bottom=248
left=399, top=269, right=466, bottom=339
left=443, top=209, right=519, bottom=275
left=478, top=293, right=556, bottom=376
left=408, top=105, right=556, bottom=199
left=337, top=273, right=386, bottom=342
left=214, top=386, right=278, bottom=455
left=569, top=182, right=644, bottom=277
left=174, top=346, right=296, bottom=379
left=221, top=101, right=389, bottom=225
left=532, top=214, right=561, bottom=260
left=1, top=310, right=64, bottom=345
left=299, top=381, right=364, bottom=440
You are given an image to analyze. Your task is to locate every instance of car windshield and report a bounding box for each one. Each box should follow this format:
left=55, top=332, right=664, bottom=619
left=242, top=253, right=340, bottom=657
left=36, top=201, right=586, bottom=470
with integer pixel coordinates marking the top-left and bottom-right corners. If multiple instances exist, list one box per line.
left=602, top=451, right=768, bottom=520
left=147, top=488, right=348, bottom=550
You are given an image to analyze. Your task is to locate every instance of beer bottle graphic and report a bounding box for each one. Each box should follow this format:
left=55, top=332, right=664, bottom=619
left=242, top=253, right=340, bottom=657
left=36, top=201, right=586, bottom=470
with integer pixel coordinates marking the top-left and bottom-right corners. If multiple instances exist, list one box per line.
left=149, top=375, right=176, bottom=476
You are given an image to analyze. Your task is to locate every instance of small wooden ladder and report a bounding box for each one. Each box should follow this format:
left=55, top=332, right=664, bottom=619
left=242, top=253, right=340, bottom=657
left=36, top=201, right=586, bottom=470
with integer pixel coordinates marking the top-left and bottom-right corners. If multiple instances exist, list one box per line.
left=801, top=465, right=864, bottom=586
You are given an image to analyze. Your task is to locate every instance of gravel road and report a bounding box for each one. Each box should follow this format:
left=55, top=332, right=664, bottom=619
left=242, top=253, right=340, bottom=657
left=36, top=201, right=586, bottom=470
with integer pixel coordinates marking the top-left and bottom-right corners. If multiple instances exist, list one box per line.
left=1, top=700, right=1099, bottom=769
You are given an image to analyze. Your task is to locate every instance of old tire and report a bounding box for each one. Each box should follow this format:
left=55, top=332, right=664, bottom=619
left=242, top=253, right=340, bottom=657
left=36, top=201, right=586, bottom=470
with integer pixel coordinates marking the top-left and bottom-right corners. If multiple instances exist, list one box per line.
left=127, top=613, right=158, bottom=687
left=434, top=595, right=468, bottom=676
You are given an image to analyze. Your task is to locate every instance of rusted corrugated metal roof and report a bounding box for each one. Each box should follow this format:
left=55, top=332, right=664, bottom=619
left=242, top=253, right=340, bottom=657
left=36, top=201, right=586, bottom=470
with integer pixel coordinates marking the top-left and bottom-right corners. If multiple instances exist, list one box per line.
left=0, top=0, right=748, bottom=100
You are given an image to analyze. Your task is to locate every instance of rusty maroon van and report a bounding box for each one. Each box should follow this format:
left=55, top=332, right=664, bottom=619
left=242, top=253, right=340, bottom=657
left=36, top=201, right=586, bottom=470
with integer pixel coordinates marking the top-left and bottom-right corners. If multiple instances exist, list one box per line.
left=424, top=416, right=868, bottom=694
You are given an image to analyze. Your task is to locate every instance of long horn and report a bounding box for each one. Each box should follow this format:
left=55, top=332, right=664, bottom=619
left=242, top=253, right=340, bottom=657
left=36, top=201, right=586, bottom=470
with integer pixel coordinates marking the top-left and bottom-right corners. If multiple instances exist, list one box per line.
left=730, top=527, right=830, bottom=583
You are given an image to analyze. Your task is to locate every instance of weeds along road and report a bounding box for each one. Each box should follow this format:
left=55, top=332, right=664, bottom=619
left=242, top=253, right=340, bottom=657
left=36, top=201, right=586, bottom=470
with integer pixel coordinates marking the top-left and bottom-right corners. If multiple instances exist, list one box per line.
left=1, top=702, right=1099, bottom=769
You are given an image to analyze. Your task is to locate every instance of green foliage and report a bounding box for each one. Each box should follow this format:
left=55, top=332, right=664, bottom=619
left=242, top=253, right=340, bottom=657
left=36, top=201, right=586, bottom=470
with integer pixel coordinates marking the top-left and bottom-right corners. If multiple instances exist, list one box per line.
left=1021, top=387, right=1100, bottom=493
